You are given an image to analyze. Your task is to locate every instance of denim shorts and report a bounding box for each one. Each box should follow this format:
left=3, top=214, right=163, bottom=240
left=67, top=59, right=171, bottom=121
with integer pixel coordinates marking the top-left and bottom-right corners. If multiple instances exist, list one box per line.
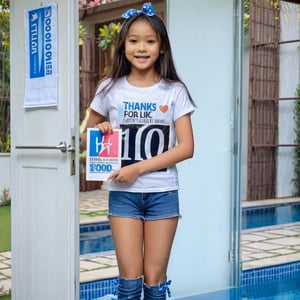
left=108, top=190, right=180, bottom=221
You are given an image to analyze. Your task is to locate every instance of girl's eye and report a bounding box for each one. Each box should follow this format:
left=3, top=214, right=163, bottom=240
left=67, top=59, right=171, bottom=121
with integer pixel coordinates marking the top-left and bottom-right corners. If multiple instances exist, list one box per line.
left=129, top=39, right=137, bottom=43
left=147, top=40, right=156, bottom=44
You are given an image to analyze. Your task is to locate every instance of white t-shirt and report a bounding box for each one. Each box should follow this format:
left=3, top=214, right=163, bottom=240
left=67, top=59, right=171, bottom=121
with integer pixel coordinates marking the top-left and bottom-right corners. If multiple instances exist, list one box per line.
left=90, top=76, right=195, bottom=192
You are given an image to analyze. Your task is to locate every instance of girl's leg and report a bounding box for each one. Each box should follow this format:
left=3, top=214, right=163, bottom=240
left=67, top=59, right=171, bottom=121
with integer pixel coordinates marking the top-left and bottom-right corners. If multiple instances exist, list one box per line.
left=109, top=216, right=144, bottom=299
left=143, top=217, right=178, bottom=299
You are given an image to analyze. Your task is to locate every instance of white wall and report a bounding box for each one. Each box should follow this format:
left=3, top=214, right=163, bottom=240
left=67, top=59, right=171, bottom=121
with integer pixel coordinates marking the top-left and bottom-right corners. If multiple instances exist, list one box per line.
left=167, top=0, right=235, bottom=297
left=277, top=2, right=300, bottom=197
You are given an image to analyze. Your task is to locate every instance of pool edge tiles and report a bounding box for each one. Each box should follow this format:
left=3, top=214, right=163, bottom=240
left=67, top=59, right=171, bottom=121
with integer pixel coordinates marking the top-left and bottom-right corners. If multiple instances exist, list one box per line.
left=80, top=221, right=111, bottom=233
left=242, top=197, right=300, bottom=209
left=80, top=277, right=119, bottom=300
left=79, top=261, right=300, bottom=299
left=241, top=260, right=300, bottom=286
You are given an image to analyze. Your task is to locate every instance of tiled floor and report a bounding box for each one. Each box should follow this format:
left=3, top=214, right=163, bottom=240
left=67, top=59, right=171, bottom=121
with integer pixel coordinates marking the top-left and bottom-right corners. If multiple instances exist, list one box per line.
left=241, top=222, right=300, bottom=270
left=1, top=190, right=300, bottom=296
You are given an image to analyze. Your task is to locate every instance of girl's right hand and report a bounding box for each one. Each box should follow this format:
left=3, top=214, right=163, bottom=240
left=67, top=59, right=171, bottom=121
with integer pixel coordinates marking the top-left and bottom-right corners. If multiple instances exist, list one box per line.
left=81, top=109, right=107, bottom=150
left=94, top=121, right=113, bottom=133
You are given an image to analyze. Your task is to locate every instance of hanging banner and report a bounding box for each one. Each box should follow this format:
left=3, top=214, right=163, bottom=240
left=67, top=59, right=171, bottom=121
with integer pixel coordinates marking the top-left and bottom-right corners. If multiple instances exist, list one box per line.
left=86, top=128, right=122, bottom=181
left=24, top=3, right=58, bottom=108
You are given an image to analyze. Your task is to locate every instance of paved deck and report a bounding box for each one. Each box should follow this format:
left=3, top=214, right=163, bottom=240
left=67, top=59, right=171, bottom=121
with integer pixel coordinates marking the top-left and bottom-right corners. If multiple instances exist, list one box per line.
left=1, top=190, right=300, bottom=295
left=242, top=223, right=300, bottom=270
left=241, top=197, right=300, bottom=269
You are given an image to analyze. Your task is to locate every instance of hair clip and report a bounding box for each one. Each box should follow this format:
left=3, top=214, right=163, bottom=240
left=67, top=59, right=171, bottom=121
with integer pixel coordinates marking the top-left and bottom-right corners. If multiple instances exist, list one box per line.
left=122, top=2, right=156, bottom=19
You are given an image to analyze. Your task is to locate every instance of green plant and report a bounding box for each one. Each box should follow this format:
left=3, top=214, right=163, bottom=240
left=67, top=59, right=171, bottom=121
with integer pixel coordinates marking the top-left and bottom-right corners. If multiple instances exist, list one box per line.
left=98, top=22, right=121, bottom=51
left=0, top=4, right=10, bottom=153
left=0, top=188, right=11, bottom=206
left=0, top=132, right=10, bottom=153
left=293, top=84, right=300, bottom=196
left=0, top=205, right=11, bottom=252
left=79, top=21, right=88, bottom=46
left=97, top=22, right=121, bottom=72
left=244, top=0, right=250, bottom=34
left=0, top=293, right=11, bottom=300
left=0, top=1, right=9, bottom=11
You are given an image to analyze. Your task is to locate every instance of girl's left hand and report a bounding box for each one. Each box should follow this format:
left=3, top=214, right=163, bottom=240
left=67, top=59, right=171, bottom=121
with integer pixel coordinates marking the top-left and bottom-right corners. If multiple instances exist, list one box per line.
left=108, top=164, right=141, bottom=184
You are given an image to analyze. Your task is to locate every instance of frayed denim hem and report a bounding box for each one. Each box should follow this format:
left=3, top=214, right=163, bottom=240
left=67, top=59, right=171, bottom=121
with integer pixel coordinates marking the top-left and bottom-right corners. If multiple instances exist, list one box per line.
left=143, top=280, right=172, bottom=299
left=116, top=276, right=144, bottom=300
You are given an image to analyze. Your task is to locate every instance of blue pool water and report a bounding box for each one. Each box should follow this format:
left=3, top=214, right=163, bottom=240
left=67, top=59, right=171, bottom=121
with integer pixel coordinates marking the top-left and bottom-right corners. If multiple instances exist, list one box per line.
left=80, top=222, right=114, bottom=255
left=80, top=229, right=114, bottom=255
left=194, top=273, right=300, bottom=299
left=242, top=202, right=300, bottom=229
left=181, top=280, right=300, bottom=299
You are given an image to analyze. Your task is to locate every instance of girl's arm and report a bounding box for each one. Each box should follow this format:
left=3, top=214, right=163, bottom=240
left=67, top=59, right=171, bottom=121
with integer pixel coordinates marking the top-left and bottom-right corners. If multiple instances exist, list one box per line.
left=80, top=109, right=109, bottom=150
left=108, top=113, right=194, bottom=183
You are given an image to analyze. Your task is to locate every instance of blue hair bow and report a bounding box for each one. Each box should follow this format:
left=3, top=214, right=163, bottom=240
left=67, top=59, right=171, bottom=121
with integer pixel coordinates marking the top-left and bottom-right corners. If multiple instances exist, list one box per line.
left=122, top=2, right=156, bottom=19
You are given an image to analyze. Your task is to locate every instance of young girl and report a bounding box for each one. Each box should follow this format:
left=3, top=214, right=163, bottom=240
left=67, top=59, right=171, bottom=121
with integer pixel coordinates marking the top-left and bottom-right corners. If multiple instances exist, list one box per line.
left=82, top=2, right=195, bottom=299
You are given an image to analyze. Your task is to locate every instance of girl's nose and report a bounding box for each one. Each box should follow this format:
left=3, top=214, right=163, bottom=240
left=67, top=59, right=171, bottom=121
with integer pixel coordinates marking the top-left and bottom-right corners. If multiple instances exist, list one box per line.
left=138, top=41, right=146, bottom=51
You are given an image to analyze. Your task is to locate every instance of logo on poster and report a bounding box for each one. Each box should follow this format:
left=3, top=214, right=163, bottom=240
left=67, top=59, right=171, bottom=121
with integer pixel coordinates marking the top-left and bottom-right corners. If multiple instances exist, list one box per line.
left=29, top=6, right=53, bottom=78
left=89, top=130, right=119, bottom=158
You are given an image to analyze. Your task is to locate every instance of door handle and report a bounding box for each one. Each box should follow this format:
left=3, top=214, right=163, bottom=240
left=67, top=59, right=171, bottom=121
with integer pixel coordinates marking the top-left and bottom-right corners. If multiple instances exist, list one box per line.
left=67, top=144, right=75, bottom=152
left=16, top=138, right=76, bottom=175
left=16, top=142, right=67, bottom=153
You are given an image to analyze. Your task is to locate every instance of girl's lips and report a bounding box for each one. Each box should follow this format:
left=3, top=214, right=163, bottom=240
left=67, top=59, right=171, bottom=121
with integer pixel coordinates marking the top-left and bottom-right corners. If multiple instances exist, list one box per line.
left=135, top=55, right=150, bottom=59
left=134, top=56, right=150, bottom=63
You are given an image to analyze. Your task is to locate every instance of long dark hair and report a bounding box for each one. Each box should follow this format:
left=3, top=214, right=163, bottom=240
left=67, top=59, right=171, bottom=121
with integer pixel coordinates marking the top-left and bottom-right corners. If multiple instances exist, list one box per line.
left=101, top=14, right=194, bottom=104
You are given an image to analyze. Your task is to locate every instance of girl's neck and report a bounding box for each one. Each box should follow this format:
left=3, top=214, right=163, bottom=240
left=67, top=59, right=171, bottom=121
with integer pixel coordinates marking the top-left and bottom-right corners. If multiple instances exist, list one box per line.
left=127, top=71, right=160, bottom=87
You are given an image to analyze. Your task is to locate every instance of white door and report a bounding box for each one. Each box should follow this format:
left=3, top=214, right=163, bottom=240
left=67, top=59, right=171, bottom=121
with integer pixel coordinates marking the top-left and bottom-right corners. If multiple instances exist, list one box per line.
left=10, top=1, right=79, bottom=299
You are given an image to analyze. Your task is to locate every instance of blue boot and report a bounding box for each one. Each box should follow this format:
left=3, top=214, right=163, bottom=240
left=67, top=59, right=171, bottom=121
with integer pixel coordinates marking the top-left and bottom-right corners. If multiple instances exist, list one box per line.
left=143, top=280, right=172, bottom=300
left=117, top=276, right=143, bottom=300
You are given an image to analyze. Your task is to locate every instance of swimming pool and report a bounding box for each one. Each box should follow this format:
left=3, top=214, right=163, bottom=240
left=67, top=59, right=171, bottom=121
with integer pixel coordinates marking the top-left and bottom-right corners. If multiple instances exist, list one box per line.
left=80, top=221, right=114, bottom=255
left=80, top=230, right=114, bottom=254
left=242, top=202, right=300, bottom=229
left=80, top=202, right=300, bottom=254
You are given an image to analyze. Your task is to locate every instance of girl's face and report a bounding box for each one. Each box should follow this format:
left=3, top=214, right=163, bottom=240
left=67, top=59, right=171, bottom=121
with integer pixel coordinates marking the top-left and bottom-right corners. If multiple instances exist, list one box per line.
left=125, top=19, right=160, bottom=74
